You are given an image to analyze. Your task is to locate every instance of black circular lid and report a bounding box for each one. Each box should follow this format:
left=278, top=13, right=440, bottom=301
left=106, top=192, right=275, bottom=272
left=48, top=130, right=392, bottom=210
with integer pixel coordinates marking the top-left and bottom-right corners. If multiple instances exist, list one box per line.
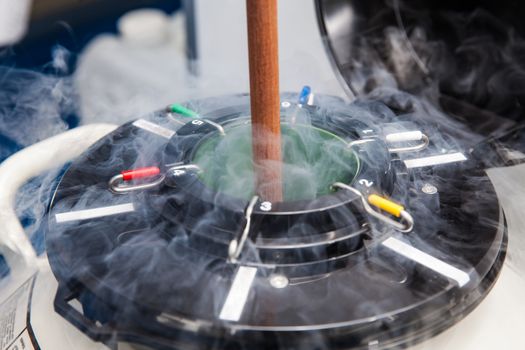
left=46, top=94, right=506, bottom=350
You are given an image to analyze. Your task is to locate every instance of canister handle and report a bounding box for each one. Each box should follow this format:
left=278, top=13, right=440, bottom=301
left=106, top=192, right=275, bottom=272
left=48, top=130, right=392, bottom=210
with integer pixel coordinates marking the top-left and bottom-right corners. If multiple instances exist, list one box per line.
left=228, top=196, right=260, bottom=262
left=331, top=182, right=414, bottom=232
left=385, top=131, right=429, bottom=153
left=109, top=166, right=165, bottom=193
left=109, top=164, right=201, bottom=194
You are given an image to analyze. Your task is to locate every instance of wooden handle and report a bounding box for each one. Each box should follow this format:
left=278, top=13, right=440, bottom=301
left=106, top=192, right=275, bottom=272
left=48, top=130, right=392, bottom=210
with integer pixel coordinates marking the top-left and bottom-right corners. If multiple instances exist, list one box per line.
left=246, top=0, right=283, bottom=202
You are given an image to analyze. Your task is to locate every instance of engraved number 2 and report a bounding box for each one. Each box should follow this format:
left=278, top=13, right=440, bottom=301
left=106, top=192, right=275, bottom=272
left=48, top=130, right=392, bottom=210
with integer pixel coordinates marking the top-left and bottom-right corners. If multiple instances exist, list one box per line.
left=358, top=179, right=374, bottom=188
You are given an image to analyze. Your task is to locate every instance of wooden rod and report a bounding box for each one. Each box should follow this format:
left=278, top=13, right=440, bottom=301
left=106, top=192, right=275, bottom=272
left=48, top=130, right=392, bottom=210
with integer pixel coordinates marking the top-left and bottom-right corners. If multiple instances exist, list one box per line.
left=246, top=0, right=283, bottom=202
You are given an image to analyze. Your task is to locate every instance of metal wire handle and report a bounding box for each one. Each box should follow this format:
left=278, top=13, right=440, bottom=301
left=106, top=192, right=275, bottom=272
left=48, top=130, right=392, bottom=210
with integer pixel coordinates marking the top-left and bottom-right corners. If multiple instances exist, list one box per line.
left=331, top=182, right=414, bottom=232
left=228, top=196, right=260, bottom=262
left=386, top=131, right=429, bottom=153
left=109, top=167, right=165, bottom=194
left=109, top=164, right=201, bottom=194
left=348, top=131, right=429, bottom=154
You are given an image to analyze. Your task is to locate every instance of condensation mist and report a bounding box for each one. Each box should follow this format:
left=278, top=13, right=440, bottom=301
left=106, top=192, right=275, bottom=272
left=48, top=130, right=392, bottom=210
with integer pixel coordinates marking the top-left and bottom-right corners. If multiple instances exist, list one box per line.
left=1, top=1, right=525, bottom=350
left=343, top=0, right=525, bottom=277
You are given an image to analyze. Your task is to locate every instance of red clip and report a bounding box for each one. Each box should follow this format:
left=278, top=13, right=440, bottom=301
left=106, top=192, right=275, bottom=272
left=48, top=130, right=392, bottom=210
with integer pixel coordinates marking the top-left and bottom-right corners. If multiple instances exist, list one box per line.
left=121, top=167, right=161, bottom=181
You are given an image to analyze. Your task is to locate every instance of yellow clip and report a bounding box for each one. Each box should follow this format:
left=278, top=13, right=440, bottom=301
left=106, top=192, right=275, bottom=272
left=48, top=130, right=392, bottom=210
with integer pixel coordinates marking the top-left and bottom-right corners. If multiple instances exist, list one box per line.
left=367, top=194, right=404, bottom=218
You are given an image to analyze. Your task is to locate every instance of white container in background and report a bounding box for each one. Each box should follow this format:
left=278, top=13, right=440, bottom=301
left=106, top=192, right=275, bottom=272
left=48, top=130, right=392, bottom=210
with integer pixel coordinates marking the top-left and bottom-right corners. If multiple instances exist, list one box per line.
left=0, top=0, right=32, bottom=46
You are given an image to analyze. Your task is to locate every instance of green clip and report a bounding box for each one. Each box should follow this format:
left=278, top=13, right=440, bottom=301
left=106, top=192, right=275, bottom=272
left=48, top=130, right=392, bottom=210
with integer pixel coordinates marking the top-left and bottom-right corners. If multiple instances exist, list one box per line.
left=169, top=103, right=198, bottom=117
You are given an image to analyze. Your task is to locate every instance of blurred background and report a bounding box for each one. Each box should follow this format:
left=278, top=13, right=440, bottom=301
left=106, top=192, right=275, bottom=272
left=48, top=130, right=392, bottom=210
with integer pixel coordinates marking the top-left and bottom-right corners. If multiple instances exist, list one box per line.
left=0, top=0, right=344, bottom=160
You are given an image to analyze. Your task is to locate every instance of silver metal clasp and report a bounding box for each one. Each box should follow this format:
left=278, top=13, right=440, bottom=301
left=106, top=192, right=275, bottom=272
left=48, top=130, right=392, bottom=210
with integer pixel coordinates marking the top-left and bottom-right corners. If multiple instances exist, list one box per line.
left=109, top=167, right=165, bottom=194
left=228, top=196, right=260, bottom=263
left=109, top=164, right=201, bottom=194
left=331, top=182, right=414, bottom=232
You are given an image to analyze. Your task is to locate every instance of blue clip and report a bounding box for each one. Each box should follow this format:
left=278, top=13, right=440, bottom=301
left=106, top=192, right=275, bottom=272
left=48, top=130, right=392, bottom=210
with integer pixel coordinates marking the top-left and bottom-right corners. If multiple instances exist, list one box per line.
left=298, top=86, right=312, bottom=105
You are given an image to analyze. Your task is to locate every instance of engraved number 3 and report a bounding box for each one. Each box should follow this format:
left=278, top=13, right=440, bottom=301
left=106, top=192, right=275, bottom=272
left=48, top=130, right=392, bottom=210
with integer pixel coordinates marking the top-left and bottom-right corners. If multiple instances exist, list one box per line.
left=260, top=201, right=272, bottom=211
